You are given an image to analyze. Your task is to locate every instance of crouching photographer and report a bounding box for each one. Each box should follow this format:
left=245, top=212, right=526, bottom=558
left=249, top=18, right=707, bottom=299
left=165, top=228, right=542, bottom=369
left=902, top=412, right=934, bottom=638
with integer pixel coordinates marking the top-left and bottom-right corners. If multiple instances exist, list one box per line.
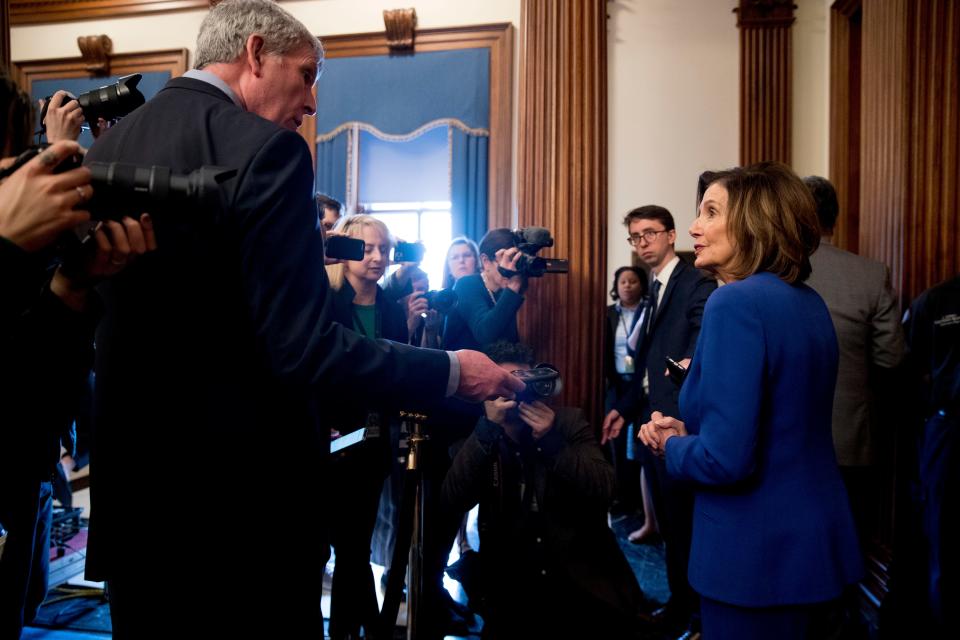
left=441, top=341, right=651, bottom=639
left=0, top=139, right=156, bottom=638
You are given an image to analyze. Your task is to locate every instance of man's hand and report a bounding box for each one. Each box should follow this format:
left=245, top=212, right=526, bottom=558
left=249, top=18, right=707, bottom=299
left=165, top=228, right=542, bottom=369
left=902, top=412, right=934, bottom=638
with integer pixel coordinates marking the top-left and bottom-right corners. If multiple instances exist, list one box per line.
left=0, top=140, right=91, bottom=253
left=52, top=214, right=157, bottom=311
left=484, top=396, right=517, bottom=425
left=454, top=349, right=526, bottom=402
left=519, top=400, right=555, bottom=439
left=42, top=91, right=84, bottom=143
left=600, top=409, right=624, bottom=445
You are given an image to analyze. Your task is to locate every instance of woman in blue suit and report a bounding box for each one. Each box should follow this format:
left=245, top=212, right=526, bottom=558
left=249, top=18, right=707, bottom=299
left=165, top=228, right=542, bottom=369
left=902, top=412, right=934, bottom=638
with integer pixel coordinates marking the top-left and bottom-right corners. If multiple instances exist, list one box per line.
left=639, top=162, right=862, bottom=638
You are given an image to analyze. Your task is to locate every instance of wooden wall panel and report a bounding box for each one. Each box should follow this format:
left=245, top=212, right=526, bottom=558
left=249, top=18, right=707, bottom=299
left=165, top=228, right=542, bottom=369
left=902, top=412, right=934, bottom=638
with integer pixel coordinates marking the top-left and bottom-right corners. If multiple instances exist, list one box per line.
left=2, top=0, right=10, bottom=68
left=859, top=0, right=909, bottom=300
left=904, top=0, right=960, bottom=301
left=859, top=0, right=958, bottom=304
left=829, top=0, right=862, bottom=253
left=516, top=0, right=607, bottom=426
left=737, top=0, right=795, bottom=165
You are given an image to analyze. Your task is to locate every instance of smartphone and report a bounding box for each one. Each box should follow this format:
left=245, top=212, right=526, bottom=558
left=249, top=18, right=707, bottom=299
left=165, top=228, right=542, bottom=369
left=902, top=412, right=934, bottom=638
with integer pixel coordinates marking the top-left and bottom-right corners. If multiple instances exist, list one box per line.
left=393, top=241, right=425, bottom=263
left=325, top=235, right=364, bottom=261
left=666, top=357, right=687, bottom=386
left=330, top=427, right=368, bottom=454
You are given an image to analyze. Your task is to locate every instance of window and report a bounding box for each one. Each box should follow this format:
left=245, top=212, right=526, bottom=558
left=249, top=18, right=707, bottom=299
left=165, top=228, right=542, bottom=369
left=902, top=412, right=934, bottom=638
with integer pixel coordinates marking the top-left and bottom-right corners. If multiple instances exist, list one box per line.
left=365, top=202, right=452, bottom=289
left=358, top=127, right=452, bottom=289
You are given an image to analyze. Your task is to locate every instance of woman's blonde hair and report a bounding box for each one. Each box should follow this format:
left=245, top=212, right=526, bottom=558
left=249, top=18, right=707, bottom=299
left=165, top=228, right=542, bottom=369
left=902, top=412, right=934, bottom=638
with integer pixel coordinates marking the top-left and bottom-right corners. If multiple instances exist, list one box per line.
left=704, top=162, right=820, bottom=284
left=325, top=214, right=394, bottom=290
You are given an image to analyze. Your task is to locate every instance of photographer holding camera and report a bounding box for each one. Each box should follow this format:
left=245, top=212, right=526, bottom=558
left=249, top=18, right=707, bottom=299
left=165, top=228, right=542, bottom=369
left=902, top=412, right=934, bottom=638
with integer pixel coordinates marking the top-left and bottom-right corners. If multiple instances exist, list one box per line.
left=443, top=228, right=526, bottom=351
left=442, top=341, right=650, bottom=639
left=1, top=134, right=155, bottom=636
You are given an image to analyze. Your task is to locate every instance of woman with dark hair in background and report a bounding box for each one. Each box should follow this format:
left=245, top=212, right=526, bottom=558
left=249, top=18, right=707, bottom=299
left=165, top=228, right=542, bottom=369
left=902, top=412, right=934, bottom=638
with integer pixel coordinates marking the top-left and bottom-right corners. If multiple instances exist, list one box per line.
left=442, top=228, right=524, bottom=352
left=638, top=162, right=862, bottom=639
left=604, top=266, right=659, bottom=543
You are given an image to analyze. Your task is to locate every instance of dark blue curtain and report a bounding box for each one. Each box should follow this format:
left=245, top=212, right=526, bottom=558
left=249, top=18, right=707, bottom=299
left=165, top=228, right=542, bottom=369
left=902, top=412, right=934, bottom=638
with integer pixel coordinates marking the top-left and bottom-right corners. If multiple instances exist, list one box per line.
left=315, top=130, right=349, bottom=205
left=314, top=49, right=491, bottom=239
left=315, top=49, right=489, bottom=135
left=451, top=127, right=489, bottom=242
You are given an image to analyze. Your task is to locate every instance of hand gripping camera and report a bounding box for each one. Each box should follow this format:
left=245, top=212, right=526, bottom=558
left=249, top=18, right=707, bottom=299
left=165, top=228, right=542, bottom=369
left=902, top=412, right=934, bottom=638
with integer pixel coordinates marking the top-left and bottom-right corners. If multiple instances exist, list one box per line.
left=39, top=74, right=146, bottom=132
left=512, top=364, right=563, bottom=403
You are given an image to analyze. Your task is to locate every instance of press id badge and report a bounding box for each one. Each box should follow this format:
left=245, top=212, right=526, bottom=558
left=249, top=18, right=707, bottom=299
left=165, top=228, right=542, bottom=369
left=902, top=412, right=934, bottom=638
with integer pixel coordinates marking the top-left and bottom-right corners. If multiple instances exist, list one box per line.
left=624, top=354, right=635, bottom=374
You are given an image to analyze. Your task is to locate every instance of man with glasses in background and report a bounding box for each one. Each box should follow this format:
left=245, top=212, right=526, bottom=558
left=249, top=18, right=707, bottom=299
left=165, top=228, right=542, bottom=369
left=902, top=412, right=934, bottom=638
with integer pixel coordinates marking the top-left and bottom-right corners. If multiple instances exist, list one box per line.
left=601, top=205, right=716, bottom=639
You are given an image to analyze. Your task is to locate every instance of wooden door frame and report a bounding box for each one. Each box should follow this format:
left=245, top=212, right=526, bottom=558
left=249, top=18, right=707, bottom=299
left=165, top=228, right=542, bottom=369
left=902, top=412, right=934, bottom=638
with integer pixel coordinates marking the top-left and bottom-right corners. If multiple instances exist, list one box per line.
left=303, top=23, right=514, bottom=230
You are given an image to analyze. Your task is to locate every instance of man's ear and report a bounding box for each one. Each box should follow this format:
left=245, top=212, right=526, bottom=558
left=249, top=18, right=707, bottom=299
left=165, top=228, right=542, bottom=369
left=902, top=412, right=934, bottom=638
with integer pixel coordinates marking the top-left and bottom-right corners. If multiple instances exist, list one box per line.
left=244, top=34, right=267, bottom=76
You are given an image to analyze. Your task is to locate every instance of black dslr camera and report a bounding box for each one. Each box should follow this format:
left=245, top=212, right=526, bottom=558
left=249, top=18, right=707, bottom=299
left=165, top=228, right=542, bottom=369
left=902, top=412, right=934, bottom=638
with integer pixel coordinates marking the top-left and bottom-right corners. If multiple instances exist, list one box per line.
left=39, top=74, right=146, bottom=132
left=500, top=227, right=569, bottom=278
left=0, top=145, right=236, bottom=222
left=420, top=288, right=458, bottom=314
left=512, top=364, right=563, bottom=403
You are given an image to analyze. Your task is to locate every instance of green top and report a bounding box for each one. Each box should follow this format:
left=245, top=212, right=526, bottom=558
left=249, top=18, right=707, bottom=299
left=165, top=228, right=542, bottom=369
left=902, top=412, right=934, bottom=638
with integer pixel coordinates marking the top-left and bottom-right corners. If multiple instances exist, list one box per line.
left=352, top=303, right=378, bottom=339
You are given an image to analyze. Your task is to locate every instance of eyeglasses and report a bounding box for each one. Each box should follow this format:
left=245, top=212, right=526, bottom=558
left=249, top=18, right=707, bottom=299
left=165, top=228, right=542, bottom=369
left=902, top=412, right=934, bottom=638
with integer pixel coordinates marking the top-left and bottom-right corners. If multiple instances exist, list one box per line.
left=627, top=229, right=669, bottom=246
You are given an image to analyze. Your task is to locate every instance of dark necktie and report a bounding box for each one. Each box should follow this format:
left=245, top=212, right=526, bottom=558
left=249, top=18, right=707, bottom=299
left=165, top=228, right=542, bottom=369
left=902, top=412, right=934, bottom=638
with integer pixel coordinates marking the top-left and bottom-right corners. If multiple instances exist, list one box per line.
left=647, top=278, right=662, bottom=335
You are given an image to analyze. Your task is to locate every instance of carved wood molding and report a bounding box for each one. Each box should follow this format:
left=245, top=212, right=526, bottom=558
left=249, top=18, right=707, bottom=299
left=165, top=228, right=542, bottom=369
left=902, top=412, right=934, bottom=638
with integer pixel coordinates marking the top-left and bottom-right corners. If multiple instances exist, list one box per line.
left=734, top=0, right=797, bottom=27
left=516, top=0, right=608, bottom=427
left=77, top=34, right=112, bottom=74
left=12, top=47, right=188, bottom=94
left=307, top=23, right=514, bottom=231
left=832, top=0, right=861, bottom=17
left=383, top=8, right=417, bottom=51
left=736, top=0, right=795, bottom=165
left=10, top=0, right=211, bottom=26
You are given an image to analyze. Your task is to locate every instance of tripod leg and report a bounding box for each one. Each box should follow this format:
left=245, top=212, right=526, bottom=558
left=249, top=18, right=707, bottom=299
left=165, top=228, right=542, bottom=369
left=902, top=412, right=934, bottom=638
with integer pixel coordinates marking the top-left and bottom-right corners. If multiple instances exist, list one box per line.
left=377, top=466, right=418, bottom=640
left=407, top=476, right=425, bottom=640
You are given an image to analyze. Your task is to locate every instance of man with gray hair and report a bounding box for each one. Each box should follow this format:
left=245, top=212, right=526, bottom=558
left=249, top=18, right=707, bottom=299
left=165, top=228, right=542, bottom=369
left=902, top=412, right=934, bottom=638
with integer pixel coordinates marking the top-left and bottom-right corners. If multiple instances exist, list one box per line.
left=83, top=1, right=522, bottom=636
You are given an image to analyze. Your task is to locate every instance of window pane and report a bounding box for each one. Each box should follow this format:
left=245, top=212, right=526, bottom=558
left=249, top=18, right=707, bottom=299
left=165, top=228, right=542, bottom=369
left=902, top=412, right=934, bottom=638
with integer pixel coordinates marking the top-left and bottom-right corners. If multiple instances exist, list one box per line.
left=419, top=211, right=453, bottom=289
left=359, top=127, right=451, bottom=203
left=372, top=212, right=419, bottom=243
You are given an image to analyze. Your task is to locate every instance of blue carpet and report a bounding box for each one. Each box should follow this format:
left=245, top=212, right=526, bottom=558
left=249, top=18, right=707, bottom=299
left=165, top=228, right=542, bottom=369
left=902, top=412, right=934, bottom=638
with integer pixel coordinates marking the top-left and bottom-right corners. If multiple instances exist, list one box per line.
left=28, top=514, right=671, bottom=638
left=22, top=628, right=110, bottom=639
left=612, top=512, right=671, bottom=606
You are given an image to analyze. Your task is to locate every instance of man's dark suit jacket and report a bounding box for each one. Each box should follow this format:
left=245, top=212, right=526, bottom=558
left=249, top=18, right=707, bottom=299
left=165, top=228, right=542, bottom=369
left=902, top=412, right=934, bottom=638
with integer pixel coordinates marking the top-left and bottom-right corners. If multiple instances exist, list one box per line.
left=615, top=258, right=716, bottom=422
left=83, top=77, right=449, bottom=633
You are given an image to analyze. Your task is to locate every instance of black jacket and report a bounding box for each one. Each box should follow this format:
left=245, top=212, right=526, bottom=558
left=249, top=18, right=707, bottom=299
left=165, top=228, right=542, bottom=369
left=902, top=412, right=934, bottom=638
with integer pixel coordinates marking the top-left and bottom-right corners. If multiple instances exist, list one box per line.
left=442, top=274, right=522, bottom=351
left=82, top=77, right=451, bottom=624
left=616, top=259, right=716, bottom=422
left=0, top=240, right=95, bottom=484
